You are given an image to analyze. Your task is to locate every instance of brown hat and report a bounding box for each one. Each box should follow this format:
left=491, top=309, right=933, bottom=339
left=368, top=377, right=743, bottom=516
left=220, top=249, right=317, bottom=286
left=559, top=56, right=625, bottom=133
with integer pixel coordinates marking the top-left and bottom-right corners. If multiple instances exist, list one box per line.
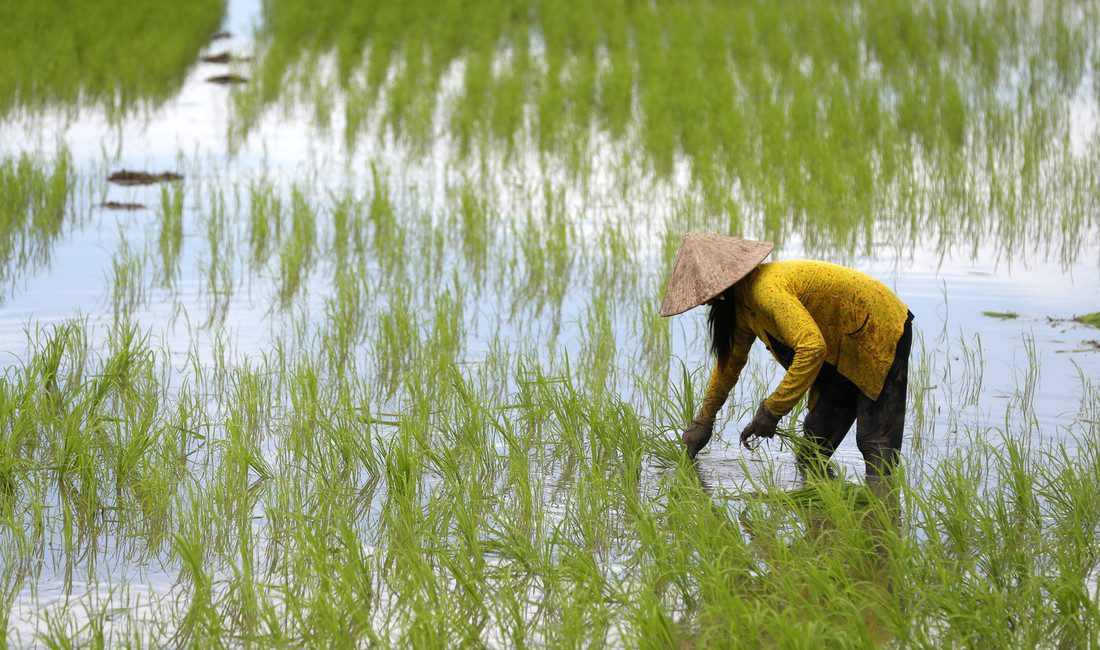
left=659, top=233, right=774, bottom=317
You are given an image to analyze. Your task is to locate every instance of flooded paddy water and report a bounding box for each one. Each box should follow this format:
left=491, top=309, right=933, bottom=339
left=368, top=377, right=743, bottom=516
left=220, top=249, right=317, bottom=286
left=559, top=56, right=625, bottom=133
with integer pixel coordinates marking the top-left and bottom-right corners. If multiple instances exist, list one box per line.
left=2, top=0, right=1100, bottom=646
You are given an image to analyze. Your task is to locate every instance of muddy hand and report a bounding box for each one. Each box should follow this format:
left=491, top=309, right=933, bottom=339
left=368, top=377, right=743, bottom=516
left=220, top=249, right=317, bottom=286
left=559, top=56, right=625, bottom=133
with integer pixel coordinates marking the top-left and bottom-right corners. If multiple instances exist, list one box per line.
left=681, top=420, right=714, bottom=460
left=739, top=402, right=779, bottom=449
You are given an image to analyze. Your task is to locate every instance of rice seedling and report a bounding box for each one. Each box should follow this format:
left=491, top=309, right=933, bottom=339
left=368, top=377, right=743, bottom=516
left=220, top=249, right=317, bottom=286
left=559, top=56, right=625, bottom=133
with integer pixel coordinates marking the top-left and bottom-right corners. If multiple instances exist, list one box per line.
left=1010, top=331, right=1042, bottom=429
left=1075, top=312, right=1100, bottom=328
left=365, top=165, right=406, bottom=277
left=199, top=189, right=235, bottom=327
left=372, top=284, right=418, bottom=396
left=636, top=277, right=671, bottom=380
left=9, top=151, right=1100, bottom=645
left=511, top=181, right=574, bottom=324
left=0, top=152, right=76, bottom=300
left=449, top=177, right=495, bottom=284
left=580, top=288, right=616, bottom=391
left=247, top=179, right=280, bottom=270
left=272, top=186, right=318, bottom=309
left=232, top=0, right=1100, bottom=266
left=156, top=184, right=185, bottom=288
left=906, top=334, right=937, bottom=455
left=9, top=306, right=1100, bottom=646
left=3, top=0, right=1100, bottom=645
left=108, top=239, right=147, bottom=321
left=320, top=261, right=369, bottom=372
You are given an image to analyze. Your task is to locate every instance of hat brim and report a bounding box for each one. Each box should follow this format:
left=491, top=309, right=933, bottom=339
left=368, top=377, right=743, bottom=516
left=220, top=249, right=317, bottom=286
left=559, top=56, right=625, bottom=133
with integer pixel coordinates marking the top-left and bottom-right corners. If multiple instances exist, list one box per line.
left=659, top=233, right=774, bottom=317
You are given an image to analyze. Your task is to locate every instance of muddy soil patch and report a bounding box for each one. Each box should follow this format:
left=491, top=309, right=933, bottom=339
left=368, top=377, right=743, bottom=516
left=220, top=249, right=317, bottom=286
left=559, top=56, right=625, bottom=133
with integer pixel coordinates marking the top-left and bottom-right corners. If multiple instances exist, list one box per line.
left=206, top=74, right=248, bottom=85
left=201, top=52, right=250, bottom=64
left=100, top=201, right=146, bottom=210
left=107, top=170, right=183, bottom=186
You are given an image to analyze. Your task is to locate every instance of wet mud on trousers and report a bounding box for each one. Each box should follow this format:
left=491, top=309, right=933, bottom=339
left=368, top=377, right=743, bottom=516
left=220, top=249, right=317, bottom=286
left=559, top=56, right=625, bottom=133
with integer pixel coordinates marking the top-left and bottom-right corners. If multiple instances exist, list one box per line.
left=800, top=311, right=915, bottom=476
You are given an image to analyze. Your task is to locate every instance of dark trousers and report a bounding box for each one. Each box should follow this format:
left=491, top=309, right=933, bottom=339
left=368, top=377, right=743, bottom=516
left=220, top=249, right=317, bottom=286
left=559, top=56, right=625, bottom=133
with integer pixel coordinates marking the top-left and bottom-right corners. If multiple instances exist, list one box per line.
left=800, top=312, right=914, bottom=477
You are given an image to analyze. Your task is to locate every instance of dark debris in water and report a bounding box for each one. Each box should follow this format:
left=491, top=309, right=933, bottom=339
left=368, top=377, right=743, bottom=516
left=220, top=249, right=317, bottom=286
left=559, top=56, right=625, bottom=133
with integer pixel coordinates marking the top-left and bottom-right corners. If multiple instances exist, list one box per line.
left=211, top=31, right=232, bottom=41
left=987, top=312, right=1100, bottom=331
left=206, top=74, right=248, bottom=85
left=107, top=170, right=183, bottom=186
left=202, top=52, right=232, bottom=64
left=100, top=201, right=146, bottom=210
left=1045, top=313, right=1100, bottom=329
left=202, top=52, right=251, bottom=64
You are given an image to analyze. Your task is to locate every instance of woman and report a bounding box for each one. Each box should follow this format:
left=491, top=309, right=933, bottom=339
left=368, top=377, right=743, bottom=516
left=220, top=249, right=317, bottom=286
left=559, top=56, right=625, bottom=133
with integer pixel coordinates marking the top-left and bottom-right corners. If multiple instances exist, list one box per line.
left=660, top=233, right=914, bottom=477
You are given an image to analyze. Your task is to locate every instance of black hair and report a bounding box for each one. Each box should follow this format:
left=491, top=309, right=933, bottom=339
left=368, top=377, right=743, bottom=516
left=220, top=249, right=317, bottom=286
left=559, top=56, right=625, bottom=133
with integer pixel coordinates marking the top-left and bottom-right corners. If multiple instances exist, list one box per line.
left=707, top=287, right=737, bottom=368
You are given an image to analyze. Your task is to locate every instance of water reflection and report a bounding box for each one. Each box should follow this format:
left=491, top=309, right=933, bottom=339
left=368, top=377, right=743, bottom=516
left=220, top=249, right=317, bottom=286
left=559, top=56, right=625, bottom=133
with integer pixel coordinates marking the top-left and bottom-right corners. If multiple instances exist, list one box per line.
left=0, top=0, right=1098, bottom=643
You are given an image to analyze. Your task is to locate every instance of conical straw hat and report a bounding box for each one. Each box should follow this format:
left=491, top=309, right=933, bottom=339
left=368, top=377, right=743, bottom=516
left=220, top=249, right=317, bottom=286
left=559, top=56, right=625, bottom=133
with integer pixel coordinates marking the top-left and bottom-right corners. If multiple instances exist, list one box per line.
left=659, top=233, right=774, bottom=317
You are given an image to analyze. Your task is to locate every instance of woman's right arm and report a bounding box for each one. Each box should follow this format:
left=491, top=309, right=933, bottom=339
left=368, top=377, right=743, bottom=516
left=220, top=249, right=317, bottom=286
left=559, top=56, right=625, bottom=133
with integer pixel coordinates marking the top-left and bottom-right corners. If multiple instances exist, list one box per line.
left=695, top=325, right=754, bottom=423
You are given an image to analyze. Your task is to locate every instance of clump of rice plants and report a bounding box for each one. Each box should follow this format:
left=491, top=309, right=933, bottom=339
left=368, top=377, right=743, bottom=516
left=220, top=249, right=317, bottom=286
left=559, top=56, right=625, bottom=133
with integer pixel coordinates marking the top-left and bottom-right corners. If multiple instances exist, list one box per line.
left=1, top=162, right=1099, bottom=647
left=234, top=0, right=1100, bottom=264
left=2, top=0, right=1100, bottom=644
left=983, top=310, right=1020, bottom=320
left=0, top=0, right=227, bottom=119
left=1074, top=312, right=1100, bottom=328
left=0, top=152, right=76, bottom=300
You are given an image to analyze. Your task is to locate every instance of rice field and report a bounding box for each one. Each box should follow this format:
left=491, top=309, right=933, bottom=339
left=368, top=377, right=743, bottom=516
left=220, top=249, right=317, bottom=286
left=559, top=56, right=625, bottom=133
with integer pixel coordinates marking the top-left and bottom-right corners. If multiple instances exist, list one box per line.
left=0, top=0, right=226, bottom=120
left=2, top=0, right=1100, bottom=646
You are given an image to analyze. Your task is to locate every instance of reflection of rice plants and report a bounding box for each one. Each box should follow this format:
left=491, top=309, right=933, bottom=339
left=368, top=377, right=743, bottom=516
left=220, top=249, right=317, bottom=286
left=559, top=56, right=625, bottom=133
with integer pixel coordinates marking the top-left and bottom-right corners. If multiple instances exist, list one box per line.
left=3, top=0, right=1100, bottom=645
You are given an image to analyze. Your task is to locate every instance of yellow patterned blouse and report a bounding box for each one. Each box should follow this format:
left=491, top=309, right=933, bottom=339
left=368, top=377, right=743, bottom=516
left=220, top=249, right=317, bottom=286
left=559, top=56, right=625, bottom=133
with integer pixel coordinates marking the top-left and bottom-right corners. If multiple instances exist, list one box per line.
left=697, top=260, right=910, bottom=423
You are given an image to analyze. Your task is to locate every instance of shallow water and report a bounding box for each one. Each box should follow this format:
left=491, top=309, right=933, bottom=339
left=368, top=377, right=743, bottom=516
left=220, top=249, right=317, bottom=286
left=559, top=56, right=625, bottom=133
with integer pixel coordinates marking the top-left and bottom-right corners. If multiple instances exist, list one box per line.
left=3, top=0, right=1100, bottom=644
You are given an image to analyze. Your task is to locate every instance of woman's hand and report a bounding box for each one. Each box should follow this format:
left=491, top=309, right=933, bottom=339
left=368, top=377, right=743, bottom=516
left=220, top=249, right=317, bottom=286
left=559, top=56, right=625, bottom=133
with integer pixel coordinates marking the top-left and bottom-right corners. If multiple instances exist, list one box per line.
left=739, top=402, right=779, bottom=449
left=681, top=420, right=714, bottom=460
